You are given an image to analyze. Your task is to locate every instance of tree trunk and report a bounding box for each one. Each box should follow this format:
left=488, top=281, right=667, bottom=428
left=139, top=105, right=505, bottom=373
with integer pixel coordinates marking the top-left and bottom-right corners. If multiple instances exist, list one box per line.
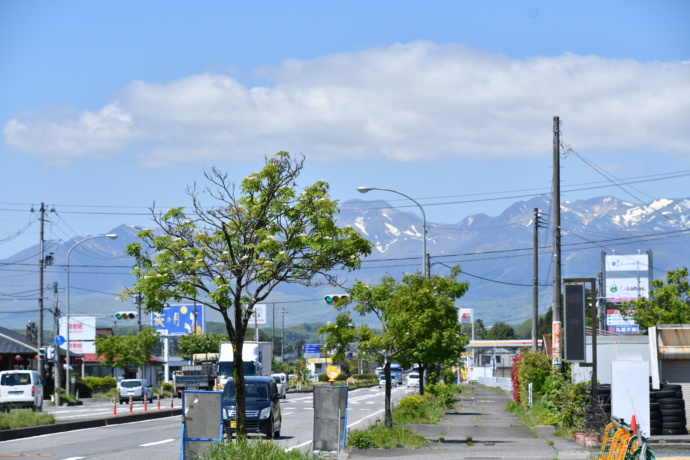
left=233, top=333, right=246, bottom=438
left=384, top=359, right=392, bottom=429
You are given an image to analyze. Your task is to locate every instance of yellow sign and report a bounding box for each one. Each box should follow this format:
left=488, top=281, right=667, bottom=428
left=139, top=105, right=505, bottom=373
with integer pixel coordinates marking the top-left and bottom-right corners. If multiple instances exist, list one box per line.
left=327, top=365, right=340, bottom=380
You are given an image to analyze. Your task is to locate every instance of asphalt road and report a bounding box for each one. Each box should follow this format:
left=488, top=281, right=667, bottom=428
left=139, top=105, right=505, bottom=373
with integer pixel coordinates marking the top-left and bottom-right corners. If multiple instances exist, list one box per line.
left=0, top=384, right=409, bottom=458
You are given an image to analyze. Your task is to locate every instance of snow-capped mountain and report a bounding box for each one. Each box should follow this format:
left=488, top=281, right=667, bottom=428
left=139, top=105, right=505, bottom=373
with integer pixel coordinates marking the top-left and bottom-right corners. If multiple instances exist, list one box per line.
left=2, top=196, right=689, bottom=330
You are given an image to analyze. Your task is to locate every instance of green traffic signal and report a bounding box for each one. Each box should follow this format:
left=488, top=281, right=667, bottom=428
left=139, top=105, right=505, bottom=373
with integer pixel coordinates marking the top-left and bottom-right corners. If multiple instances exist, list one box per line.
left=115, top=311, right=137, bottom=320
left=324, top=294, right=349, bottom=305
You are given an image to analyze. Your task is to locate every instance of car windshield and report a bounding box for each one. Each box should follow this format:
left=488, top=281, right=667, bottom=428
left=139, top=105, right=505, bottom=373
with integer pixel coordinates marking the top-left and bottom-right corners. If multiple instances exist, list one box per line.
left=410, top=373, right=419, bottom=379
left=223, top=381, right=271, bottom=401
left=121, top=381, right=143, bottom=388
left=1, top=373, right=30, bottom=385
left=272, top=377, right=281, bottom=383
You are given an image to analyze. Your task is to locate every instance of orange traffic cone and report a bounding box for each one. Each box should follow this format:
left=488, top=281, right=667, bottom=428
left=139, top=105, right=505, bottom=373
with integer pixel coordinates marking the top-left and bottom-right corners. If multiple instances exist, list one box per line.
left=631, top=415, right=638, bottom=435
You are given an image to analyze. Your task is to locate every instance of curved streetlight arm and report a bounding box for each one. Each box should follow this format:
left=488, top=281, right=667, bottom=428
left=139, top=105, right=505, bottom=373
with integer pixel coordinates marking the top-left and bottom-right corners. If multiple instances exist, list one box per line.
left=357, top=186, right=428, bottom=277
left=65, top=233, right=118, bottom=396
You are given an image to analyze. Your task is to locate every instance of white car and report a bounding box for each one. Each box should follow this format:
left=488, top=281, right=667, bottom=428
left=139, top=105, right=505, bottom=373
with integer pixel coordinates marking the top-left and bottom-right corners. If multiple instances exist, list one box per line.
left=118, top=379, right=153, bottom=404
left=406, top=372, right=421, bottom=387
left=0, top=370, right=44, bottom=411
left=271, top=373, right=287, bottom=399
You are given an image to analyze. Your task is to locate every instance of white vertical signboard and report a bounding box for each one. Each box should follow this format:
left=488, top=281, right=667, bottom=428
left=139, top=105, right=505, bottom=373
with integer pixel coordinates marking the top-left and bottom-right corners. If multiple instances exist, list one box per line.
left=59, top=316, right=97, bottom=354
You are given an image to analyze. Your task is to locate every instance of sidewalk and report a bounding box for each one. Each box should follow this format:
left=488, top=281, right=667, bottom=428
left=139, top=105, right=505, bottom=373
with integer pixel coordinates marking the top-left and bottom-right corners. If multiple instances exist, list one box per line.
left=342, top=385, right=598, bottom=459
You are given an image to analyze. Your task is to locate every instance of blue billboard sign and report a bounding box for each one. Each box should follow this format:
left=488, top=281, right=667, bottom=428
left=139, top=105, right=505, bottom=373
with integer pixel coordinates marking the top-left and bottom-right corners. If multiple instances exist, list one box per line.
left=303, top=343, right=321, bottom=354
left=151, top=304, right=204, bottom=336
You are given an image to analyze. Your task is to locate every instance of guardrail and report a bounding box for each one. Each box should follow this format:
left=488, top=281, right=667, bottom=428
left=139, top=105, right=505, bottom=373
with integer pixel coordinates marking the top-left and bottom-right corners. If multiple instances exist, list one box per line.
left=477, top=376, right=512, bottom=393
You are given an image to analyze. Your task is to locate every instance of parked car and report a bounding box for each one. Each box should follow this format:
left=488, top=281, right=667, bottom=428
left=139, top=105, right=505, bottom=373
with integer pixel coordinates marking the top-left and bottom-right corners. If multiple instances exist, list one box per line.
left=222, top=376, right=281, bottom=438
left=272, top=373, right=287, bottom=399
left=0, top=370, right=43, bottom=411
left=118, top=379, right=153, bottom=404
left=406, top=372, right=421, bottom=387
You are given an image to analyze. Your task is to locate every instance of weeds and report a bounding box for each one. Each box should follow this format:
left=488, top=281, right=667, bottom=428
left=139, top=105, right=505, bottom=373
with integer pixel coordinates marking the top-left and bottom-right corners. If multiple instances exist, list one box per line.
left=0, top=409, right=55, bottom=430
left=347, top=423, right=427, bottom=449
left=203, top=438, right=316, bottom=459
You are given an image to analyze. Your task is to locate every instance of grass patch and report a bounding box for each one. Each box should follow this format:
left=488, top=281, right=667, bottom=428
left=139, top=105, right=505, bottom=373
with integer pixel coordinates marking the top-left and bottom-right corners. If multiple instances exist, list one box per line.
left=392, top=394, right=446, bottom=424
left=347, top=423, right=428, bottom=449
left=203, top=438, right=316, bottom=459
left=0, top=409, right=56, bottom=430
left=347, top=384, right=461, bottom=450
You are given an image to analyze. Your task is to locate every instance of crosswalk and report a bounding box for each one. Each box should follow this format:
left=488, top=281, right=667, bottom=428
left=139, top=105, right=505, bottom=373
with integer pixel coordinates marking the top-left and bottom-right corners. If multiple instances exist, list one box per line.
left=280, top=385, right=407, bottom=416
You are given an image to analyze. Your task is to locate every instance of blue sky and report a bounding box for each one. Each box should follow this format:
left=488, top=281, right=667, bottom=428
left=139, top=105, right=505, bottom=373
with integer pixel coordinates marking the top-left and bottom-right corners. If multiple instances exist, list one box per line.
left=1, top=1, right=689, bottom=259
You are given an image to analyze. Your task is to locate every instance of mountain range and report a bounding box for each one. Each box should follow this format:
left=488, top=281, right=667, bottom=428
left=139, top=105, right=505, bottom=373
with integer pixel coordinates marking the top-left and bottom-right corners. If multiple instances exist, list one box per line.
left=2, top=195, right=689, bottom=331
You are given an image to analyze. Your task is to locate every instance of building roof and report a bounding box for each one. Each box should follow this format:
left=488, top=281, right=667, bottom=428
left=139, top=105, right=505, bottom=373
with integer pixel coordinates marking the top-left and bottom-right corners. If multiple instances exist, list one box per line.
left=0, top=326, right=38, bottom=355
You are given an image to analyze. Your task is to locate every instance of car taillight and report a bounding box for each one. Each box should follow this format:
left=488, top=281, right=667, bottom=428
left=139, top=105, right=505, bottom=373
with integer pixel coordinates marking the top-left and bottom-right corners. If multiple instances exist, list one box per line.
left=31, top=386, right=35, bottom=396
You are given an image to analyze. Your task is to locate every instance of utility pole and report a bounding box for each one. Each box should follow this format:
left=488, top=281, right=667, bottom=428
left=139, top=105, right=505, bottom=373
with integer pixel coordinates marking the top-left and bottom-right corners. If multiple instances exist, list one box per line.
left=552, top=116, right=563, bottom=368
left=271, top=303, right=276, bottom=361
left=532, top=208, right=544, bottom=351
left=281, top=306, right=286, bottom=363
left=53, top=282, right=61, bottom=406
left=37, top=203, right=45, bottom=379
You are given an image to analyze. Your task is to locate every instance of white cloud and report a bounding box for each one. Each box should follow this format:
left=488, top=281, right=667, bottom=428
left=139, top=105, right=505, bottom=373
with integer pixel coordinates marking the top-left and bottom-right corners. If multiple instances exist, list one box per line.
left=4, top=41, right=689, bottom=166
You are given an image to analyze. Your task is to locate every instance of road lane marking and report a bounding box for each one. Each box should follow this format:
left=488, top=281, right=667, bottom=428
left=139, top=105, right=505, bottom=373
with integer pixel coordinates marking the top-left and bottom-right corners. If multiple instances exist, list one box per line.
left=140, top=439, right=175, bottom=447
left=285, top=406, right=386, bottom=453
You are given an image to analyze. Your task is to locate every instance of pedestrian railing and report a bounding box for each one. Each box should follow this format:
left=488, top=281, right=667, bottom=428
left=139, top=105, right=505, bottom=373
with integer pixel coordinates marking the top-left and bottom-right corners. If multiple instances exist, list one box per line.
left=477, top=376, right=512, bottom=393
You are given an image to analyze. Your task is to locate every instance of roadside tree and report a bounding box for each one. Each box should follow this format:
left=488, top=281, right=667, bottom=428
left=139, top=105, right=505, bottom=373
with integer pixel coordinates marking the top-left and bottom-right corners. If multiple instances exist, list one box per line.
left=485, top=321, right=516, bottom=340
left=623, top=267, right=690, bottom=329
left=122, top=152, right=372, bottom=436
left=177, top=331, right=228, bottom=358
left=320, top=267, right=469, bottom=428
left=95, top=328, right=160, bottom=377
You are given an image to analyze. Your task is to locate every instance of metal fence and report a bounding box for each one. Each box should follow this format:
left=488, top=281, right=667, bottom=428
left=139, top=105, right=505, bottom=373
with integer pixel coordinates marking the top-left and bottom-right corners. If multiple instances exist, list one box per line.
left=477, top=376, right=512, bottom=393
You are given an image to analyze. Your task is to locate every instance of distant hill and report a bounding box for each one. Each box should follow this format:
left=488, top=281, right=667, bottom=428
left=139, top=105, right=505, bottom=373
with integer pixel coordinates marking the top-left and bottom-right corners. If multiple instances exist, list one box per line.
left=1, top=195, right=689, bottom=331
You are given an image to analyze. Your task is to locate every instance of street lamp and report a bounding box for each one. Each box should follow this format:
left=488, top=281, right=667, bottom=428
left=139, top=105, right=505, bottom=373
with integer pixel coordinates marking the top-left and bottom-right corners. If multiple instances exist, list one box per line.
left=65, top=233, right=118, bottom=397
left=357, top=186, right=428, bottom=278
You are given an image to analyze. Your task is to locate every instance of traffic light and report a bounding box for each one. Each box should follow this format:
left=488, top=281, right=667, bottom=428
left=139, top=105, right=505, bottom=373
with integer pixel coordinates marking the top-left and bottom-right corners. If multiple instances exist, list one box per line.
left=115, top=311, right=138, bottom=320
left=46, top=346, right=55, bottom=361
left=38, top=347, right=46, bottom=361
left=324, top=294, right=350, bottom=305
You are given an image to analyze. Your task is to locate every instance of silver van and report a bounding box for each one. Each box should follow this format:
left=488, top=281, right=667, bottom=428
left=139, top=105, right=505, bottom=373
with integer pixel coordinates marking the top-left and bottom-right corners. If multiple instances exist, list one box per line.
left=0, top=370, right=44, bottom=410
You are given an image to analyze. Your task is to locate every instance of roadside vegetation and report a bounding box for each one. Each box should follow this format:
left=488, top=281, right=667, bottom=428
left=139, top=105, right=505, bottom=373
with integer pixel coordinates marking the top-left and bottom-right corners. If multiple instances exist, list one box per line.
left=347, top=383, right=462, bottom=449
left=507, top=350, right=589, bottom=436
left=203, top=437, right=318, bottom=459
left=0, top=409, right=55, bottom=430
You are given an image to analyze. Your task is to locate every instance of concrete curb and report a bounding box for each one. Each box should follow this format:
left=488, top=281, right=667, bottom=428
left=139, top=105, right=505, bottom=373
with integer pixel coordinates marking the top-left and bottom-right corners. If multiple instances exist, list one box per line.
left=0, top=408, right=182, bottom=442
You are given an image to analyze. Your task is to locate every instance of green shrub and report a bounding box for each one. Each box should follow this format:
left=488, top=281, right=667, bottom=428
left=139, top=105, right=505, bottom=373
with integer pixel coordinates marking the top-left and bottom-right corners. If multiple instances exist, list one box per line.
left=203, top=438, right=316, bottom=459
left=425, top=384, right=457, bottom=408
left=84, top=376, right=116, bottom=393
left=335, top=373, right=347, bottom=381
left=161, top=382, right=174, bottom=395
left=393, top=393, right=445, bottom=424
left=513, top=350, right=589, bottom=430
left=347, top=423, right=426, bottom=449
left=317, top=374, right=330, bottom=382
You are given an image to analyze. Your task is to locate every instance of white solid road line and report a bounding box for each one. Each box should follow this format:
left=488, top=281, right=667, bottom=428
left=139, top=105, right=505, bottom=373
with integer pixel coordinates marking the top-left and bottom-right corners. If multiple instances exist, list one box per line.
left=140, top=438, right=176, bottom=447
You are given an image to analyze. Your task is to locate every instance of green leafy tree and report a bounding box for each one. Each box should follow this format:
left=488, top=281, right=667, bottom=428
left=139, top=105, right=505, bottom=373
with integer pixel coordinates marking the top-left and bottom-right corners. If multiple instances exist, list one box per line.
left=122, top=152, right=372, bottom=436
left=321, top=267, right=469, bottom=428
left=394, top=267, right=469, bottom=396
left=177, top=332, right=229, bottom=359
left=485, top=321, right=516, bottom=340
left=95, top=328, right=160, bottom=376
left=460, top=317, right=486, bottom=339
left=623, top=267, right=690, bottom=329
